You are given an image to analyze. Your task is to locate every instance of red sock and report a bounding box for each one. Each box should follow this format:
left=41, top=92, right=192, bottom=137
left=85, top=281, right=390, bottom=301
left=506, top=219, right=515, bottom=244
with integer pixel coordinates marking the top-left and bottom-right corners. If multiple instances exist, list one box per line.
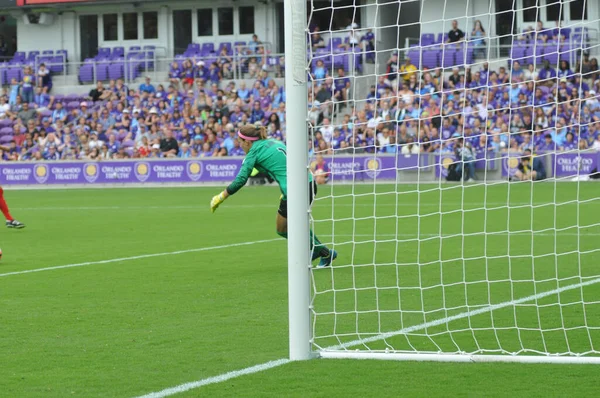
left=0, top=187, right=14, bottom=221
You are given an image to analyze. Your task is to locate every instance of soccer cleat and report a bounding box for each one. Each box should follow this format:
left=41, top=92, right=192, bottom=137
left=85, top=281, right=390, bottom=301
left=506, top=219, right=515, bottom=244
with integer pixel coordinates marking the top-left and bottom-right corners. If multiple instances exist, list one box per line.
left=317, top=250, right=337, bottom=268
left=6, top=220, right=25, bottom=229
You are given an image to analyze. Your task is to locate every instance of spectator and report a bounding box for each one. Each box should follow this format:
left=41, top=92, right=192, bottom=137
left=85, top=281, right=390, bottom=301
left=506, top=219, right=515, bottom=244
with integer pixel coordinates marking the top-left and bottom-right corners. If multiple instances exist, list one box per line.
left=17, top=102, right=36, bottom=123
left=8, top=78, right=19, bottom=106
left=0, top=96, right=9, bottom=118
left=51, top=102, right=67, bottom=124
left=454, top=137, right=476, bottom=182
left=89, top=81, right=111, bottom=102
left=139, top=76, right=156, bottom=94
left=21, top=66, right=35, bottom=104
left=511, top=61, right=524, bottom=81
left=399, top=56, right=417, bottom=84
left=514, top=149, right=546, bottom=181
left=471, top=20, right=486, bottom=58
left=160, top=128, right=179, bottom=157
left=311, top=29, right=326, bottom=50
left=447, top=20, right=465, bottom=43
left=538, top=60, right=557, bottom=85
left=248, top=34, right=261, bottom=53
left=37, top=63, right=52, bottom=92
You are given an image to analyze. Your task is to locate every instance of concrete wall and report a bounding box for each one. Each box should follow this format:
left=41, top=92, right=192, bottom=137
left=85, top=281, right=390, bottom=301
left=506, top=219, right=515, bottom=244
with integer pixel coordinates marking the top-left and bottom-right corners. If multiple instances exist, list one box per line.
left=16, top=0, right=275, bottom=62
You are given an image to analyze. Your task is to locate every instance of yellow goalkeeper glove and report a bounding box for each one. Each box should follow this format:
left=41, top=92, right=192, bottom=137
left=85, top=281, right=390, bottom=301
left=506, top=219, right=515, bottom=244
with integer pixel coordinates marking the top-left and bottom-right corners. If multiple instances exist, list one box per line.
left=251, top=168, right=260, bottom=177
left=210, top=191, right=227, bottom=213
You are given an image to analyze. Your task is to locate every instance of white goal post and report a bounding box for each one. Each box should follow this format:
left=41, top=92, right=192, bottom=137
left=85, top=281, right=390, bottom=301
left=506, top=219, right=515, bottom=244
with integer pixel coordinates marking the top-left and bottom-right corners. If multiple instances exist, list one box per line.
left=285, top=0, right=600, bottom=364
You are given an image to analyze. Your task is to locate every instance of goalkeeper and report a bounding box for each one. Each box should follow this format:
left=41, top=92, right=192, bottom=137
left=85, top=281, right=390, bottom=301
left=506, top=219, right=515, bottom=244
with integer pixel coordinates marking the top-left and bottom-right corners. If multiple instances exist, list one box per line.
left=210, top=124, right=337, bottom=267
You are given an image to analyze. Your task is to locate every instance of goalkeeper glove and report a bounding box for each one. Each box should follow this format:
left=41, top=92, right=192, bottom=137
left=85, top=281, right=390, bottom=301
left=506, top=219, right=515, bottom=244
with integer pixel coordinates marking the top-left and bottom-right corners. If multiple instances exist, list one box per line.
left=251, top=168, right=260, bottom=177
left=210, top=191, right=227, bottom=213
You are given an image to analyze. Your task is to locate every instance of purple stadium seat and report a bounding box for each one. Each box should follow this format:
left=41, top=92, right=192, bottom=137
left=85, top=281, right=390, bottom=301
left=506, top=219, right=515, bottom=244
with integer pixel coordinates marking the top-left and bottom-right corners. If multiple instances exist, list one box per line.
left=455, top=49, right=473, bottom=66
left=129, top=46, right=141, bottom=52
left=0, top=67, right=6, bottom=86
left=422, top=48, right=439, bottom=69
left=122, top=139, right=135, bottom=148
left=79, top=64, right=94, bottom=83
left=201, top=43, right=215, bottom=56
left=66, top=101, right=79, bottom=111
left=441, top=45, right=456, bottom=67
left=96, top=61, right=109, bottom=81
left=13, top=52, right=26, bottom=62
left=0, top=135, right=13, bottom=144
left=27, top=51, right=40, bottom=62
left=0, top=119, right=12, bottom=128
left=56, top=50, right=68, bottom=61
left=420, top=33, right=435, bottom=46
left=560, top=44, right=576, bottom=63
left=98, top=48, right=111, bottom=59
left=331, top=37, right=343, bottom=51
left=50, top=56, right=64, bottom=73
left=407, top=46, right=421, bottom=68
left=6, top=68, right=22, bottom=83
left=42, top=50, right=54, bottom=55
left=112, top=47, right=125, bottom=59
left=436, top=33, right=449, bottom=44
left=108, top=61, right=124, bottom=80
left=543, top=41, right=559, bottom=65
left=511, top=45, right=526, bottom=62
left=0, top=127, right=13, bottom=136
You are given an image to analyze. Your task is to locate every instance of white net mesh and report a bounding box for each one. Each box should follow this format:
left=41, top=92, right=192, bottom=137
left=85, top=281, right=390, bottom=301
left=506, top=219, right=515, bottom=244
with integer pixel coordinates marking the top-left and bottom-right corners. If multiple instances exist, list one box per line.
left=306, top=0, right=600, bottom=359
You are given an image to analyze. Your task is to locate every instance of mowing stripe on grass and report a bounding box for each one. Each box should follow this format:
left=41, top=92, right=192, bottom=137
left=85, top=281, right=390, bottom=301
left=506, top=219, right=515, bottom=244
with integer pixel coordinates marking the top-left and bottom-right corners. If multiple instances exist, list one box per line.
left=135, top=359, right=291, bottom=398
left=133, top=277, right=600, bottom=398
left=324, top=276, right=600, bottom=351
left=0, top=239, right=279, bottom=278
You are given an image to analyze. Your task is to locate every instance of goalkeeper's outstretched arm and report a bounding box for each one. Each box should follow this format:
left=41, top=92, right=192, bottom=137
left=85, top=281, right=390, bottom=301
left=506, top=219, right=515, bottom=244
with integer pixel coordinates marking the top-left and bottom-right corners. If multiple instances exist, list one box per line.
left=210, top=154, right=256, bottom=212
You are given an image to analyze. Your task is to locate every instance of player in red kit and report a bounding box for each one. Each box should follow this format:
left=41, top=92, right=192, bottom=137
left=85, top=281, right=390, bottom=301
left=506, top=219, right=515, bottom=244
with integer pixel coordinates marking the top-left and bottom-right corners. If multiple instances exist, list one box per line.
left=0, top=145, right=25, bottom=229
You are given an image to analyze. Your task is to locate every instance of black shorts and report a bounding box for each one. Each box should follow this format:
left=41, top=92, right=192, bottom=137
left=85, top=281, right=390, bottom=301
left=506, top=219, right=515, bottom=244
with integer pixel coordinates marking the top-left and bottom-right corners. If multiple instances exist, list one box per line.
left=278, top=181, right=318, bottom=218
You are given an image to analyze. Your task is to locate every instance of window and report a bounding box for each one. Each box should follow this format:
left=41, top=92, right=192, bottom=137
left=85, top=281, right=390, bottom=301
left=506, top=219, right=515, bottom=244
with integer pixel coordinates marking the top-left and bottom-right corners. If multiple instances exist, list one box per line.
left=522, top=0, right=537, bottom=23
left=123, top=13, right=138, bottom=40
left=239, top=6, right=255, bottom=35
left=103, top=14, right=118, bottom=41
left=197, top=9, right=213, bottom=36
left=218, top=7, right=234, bottom=35
left=570, top=0, right=588, bottom=20
left=545, top=0, right=563, bottom=22
left=143, top=12, right=158, bottom=39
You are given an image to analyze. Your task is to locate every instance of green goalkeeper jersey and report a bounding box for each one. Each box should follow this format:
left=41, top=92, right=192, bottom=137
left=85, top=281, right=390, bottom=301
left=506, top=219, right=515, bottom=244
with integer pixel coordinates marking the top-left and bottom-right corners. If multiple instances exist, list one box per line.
left=226, top=139, right=310, bottom=200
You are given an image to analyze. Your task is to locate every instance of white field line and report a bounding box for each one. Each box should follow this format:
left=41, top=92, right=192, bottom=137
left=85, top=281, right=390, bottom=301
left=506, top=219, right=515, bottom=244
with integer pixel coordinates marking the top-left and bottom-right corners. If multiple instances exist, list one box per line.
left=12, top=201, right=593, bottom=211
left=135, top=359, right=291, bottom=398
left=324, top=276, right=600, bottom=351
left=134, top=276, right=600, bottom=398
left=0, top=239, right=279, bottom=278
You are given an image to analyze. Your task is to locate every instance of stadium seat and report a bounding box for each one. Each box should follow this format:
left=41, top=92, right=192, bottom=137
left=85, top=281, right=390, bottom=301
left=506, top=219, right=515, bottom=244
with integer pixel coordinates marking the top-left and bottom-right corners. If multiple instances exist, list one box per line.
left=112, top=47, right=125, bottom=59
left=6, top=67, right=22, bottom=83
left=201, top=43, right=215, bottom=55
left=108, top=61, right=124, bottom=80
left=96, top=61, right=109, bottom=81
left=420, top=33, right=435, bottom=46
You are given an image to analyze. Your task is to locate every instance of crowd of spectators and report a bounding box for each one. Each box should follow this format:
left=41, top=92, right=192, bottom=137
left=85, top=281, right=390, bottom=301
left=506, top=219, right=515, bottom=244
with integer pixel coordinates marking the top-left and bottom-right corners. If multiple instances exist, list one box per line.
left=0, top=32, right=296, bottom=161
left=1, top=21, right=600, bottom=164
left=309, top=21, right=600, bottom=160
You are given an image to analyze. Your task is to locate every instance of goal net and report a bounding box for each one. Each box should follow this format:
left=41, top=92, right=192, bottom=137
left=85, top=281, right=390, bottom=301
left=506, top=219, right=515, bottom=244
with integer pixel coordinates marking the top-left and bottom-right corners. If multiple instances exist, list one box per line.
left=287, top=0, right=600, bottom=363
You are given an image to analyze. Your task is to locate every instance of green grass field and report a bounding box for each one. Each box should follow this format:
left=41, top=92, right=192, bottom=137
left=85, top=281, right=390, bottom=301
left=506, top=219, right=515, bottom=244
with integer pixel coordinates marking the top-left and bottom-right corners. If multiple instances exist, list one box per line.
left=1, top=182, right=599, bottom=397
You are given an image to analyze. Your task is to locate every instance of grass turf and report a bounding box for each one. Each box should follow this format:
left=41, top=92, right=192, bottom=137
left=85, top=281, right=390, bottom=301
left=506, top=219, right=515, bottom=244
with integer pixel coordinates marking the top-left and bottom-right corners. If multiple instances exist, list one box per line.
left=0, top=182, right=598, bottom=397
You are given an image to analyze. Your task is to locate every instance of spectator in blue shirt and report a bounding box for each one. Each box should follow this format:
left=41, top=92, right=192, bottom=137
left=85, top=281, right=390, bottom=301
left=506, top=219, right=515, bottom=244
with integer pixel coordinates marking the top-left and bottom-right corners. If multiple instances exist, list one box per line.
left=51, top=102, right=67, bottom=123
left=139, top=76, right=156, bottom=93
